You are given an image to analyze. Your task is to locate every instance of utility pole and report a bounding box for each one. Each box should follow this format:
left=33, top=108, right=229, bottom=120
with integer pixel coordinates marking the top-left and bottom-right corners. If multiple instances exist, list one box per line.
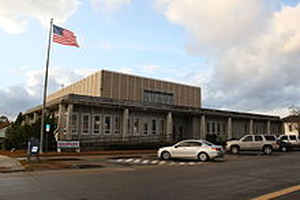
left=40, top=18, right=53, bottom=153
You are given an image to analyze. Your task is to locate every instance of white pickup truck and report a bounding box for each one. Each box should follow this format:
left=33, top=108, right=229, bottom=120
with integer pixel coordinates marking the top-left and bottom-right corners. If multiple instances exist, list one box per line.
left=226, top=134, right=279, bottom=155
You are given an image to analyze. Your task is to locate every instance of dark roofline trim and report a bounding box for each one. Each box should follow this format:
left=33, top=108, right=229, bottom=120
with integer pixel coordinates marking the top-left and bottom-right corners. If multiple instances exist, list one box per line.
left=25, top=94, right=281, bottom=121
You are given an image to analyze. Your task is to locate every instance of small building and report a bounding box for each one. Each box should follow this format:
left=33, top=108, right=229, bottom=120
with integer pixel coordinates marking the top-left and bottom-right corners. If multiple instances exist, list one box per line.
left=282, top=115, right=300, bottom=136
left=0, top=127, right=7, bottom=149
left=24, top=70, right=283, bottom=150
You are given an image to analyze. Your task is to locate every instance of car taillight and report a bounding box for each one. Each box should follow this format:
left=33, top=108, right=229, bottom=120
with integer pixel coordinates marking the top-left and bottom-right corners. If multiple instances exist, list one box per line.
left=212, top=147, right=221, bottom=151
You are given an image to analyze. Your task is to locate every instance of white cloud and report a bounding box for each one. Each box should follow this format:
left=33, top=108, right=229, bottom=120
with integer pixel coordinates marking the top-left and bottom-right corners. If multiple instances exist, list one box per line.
left=90, top=0, right=131, bottom=13
left=156, top=0, right=300, bottom=116
left=0, top=67, right=97, bottom=119
left=0, top=0, right=80, bottom=34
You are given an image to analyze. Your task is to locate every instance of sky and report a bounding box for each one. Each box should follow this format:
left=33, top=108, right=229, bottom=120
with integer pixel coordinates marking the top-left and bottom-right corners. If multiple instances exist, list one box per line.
left=1, top=0, right=300, bottom=119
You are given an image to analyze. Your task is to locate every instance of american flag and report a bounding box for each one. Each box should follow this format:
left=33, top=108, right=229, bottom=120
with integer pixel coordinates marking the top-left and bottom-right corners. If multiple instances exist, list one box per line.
left=53, top=24, right=79, bottom=47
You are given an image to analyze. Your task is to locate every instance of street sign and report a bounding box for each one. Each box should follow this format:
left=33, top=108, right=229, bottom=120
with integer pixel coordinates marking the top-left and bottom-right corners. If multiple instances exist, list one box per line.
left=57, top=141, right=80, bottom=148
left=45, top=124, right=50, bottom=132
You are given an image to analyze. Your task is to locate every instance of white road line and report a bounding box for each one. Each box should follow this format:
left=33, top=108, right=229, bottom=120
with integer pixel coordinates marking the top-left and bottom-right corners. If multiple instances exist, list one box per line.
left=169, top=162, right=176, bottom=166
left=179, top=162, right=186, bottom=165
left=188, top=162, right=196, bottom=165
left=141, top=160, right=149, bottom=164
left=116, top=159, right=124, bottom=162
left=159, top=161, right=166, bottom=165
left=151, top=160, right=159, bottom=164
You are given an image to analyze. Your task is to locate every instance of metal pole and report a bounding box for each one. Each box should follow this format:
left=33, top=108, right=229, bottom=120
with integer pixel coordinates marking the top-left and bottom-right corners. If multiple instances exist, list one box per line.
left=40, top=18, right=53, bottom=154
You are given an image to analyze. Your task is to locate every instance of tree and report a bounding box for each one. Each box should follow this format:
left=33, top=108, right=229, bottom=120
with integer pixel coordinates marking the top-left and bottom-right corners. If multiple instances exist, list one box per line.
left=0, top=115, right=10, bottom=129
left=4, top=114, right=57, bottom=151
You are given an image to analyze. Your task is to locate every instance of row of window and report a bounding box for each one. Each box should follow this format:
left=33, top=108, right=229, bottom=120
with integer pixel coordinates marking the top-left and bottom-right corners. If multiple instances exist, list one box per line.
left=143, top=90, right=174, bottom=105
left=206, top=122, right=226, bottom=135
left=70, top=113, right=165, bottom=136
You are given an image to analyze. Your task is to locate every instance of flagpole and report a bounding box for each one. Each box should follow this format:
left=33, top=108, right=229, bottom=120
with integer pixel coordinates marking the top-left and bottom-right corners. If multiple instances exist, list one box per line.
left=40, top=18, right=53, bottom=154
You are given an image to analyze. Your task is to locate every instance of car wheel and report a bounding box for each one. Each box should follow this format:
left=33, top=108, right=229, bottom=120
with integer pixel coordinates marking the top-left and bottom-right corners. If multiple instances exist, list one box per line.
left=231, top=146, right=239, bottom=154
left=281, top=146, right=287, bottom=152
left=263, top=146, right=272, bottom=155
left=198, top=152, right=209, bottom=162
left=161, top=151, right=171, bottom=160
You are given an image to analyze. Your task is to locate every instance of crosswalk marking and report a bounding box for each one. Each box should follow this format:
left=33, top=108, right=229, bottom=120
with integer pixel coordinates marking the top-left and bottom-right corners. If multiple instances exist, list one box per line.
left=133, top=159, right=141, bottom=164
left=142, top=160, right=149, bottom=164
left=151, top=160, right=159, bottom=164
left=110, top=158, right=206, bottom=167
left=159, top=161, right=166, bottom=165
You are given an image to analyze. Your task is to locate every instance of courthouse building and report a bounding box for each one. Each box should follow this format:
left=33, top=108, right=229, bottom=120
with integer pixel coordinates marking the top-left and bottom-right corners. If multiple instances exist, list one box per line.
left=24, top=70, right=283, bottom=150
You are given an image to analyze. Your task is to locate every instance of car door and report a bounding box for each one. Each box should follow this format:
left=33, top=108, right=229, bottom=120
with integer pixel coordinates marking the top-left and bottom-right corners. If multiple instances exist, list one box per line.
left=183, top=141, right=203, bottom=158
left=171, top=142, right=190, bottom=158
left=253, top=135, right=264, bottom=150
left=240, top=135, right=254, bottom=150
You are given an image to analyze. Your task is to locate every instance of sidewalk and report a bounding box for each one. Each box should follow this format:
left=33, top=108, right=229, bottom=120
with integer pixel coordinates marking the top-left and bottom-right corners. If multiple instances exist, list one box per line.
left=0, top=150, right=157, bottom=172
left=0, top=155, right=25, bottom=173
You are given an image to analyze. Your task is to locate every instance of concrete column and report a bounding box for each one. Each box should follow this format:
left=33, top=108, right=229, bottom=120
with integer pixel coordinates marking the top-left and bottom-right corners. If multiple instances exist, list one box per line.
left=200, top=115, right=206, bottom=139
left=166, top=112, right=173, bottom=142
left=55, top=104, right=65, bottom=141
left=66, top=104, right=73, bottom=139
left=267, top=120, right=271, bottom=135
left=25, top=115, right=30, bottom=125
left=192, top=117, right=201, bottom=139
left=249, top=119, right=254, bottom=134
left=122, top=109, right=129, bottom=141
left=33, top=112, right=38, bottom=123
left=227, top=117, right=232, bottom=139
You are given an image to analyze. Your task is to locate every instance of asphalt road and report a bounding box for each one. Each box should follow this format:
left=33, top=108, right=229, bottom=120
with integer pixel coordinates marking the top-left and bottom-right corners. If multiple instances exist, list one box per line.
left=1, top=151, right=300, bottom=200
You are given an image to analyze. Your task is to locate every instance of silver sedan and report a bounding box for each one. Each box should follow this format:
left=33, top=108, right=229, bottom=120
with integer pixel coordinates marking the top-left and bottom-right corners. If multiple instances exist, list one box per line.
left=157, top=139, right=224, bottom=162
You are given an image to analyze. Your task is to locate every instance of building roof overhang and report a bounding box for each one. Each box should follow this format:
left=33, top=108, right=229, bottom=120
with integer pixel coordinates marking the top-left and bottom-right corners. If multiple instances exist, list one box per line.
left=24, top=94, right=281, bottom=121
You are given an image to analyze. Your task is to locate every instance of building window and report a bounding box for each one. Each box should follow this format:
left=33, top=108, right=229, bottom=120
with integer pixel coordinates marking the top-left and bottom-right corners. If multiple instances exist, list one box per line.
left=114, top=116, right=120, bottom=134
left=134, top=118, right=139, bottom=136
left=160, top=119, right=165, bottom=135
left=143, top=90, right=174, bottom=105
left=207, top=122, right=210, bottom=133
left=289, top=124, right=293, bottom=132
left=92, top=114, right=101, bottom=135
left=70, top=113, right=79, bottom=135
left=152, top=119, right=156, bottom=134
left=81, top=114, right=90, bottom=135
left=212, top=122, right=215, bottom=133
left=244, top=124, right=248, bottom=134
left=104, top=115, right=112, bottom=134
left=143, top=121, right=148, bottom=135
left=217, top=123, right=221, bottom=133
left=128, top=118, right=131, bottom=134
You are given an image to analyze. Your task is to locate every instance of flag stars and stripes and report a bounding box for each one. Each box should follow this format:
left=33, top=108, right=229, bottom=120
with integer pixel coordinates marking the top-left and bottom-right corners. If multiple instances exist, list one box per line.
left=52, top=24, right=79, bottom=47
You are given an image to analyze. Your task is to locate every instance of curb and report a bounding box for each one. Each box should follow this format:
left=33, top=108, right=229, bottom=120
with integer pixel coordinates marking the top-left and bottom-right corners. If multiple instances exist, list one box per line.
left=0, top=168, right=25, bottom=173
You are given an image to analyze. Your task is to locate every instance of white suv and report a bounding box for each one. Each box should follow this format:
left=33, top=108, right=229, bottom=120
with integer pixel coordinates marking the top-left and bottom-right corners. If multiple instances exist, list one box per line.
left=226, top=135, right=279, bottom=155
